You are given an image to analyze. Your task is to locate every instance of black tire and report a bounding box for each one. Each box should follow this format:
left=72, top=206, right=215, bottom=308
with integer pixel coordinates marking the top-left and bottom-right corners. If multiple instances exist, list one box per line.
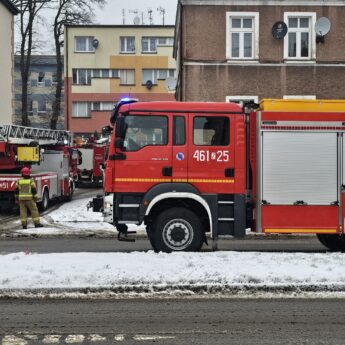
left=152, top=207, right=204, bottom=253
left=66, top=182, right=74, bottom=202
left=39, top=189, right=49, bottom=211
left=317, top=234, right=345, bottom=251
left=146, top=225, right=158, bottom=252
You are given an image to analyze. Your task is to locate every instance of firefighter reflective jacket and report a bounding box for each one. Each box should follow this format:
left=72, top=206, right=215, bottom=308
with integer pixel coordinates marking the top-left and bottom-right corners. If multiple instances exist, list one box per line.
left=15, top=178, right=38, bottom=201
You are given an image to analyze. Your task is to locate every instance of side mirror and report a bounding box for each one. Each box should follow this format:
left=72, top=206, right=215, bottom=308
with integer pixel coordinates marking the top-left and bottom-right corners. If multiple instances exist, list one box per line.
left=115, top=137, right=124, bottom=150
left=115, top=117, right=126, bottom=138
left=102, top=125, right=113, bottom=136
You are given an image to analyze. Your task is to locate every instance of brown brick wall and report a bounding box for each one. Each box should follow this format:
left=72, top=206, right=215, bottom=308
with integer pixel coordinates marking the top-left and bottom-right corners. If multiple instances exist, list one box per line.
left=182, top=5, right=345, bottom=62
left=183, top=65, right=345, bottom=101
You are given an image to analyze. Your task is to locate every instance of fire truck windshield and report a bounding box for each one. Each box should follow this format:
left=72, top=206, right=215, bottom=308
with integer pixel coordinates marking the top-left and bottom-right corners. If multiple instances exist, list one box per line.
left=123, top=115, right=168, bottom=152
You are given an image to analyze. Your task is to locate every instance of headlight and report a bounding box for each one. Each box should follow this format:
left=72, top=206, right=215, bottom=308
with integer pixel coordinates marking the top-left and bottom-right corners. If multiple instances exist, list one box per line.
left=104, top=202, right=112, bottom=209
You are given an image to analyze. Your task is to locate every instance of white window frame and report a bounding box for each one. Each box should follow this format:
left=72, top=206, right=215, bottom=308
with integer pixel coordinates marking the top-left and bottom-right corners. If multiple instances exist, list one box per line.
left=73, top=69, right=92, bottom=85
left=157, top=37, right=174, bottom=46
left=142, top=37, right=158, bottom=53
left=74, top=36, right=95, bottom=53
left=120, top=36, right=135, bottom=53
left=284, top=12, right=316, bottom=61
left=119, top=69, right=135, bottom=85
left=283, top=95, right=316, bottom=100
left=91, top=102, right=114, bottom=111
left=226, top=12, right=259, bottom=60
left=226, top=95, right=259, bottom=106
left=72, top=102, right=91, bottom=118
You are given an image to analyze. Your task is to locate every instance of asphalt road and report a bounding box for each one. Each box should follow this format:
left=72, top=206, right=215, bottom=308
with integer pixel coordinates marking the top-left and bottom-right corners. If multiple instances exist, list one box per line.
left=0, top=298, right=344, bottom=344
left=0, top=236, right=327, bottom=253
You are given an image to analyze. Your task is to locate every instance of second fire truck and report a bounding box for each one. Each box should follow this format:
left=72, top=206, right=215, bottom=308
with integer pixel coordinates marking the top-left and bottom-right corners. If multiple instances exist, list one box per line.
left=0, top=125, right=79, bottom=211
left=92, top=98, right=345, bottom=252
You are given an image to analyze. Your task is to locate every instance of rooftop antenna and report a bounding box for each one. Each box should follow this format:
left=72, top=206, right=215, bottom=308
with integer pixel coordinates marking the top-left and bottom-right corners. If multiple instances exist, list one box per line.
left=122, top=8, right=126, bottom=25
left=141, top=11, right=145, bottom=25
left=157, top=6, right=166, bottom=25
left=129, top=9, right=140, bottom=25
left=148, top=8, right=153, bottom=25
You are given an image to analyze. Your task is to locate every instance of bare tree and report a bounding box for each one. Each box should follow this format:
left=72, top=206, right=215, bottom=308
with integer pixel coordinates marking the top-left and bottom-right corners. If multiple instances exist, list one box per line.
left=13, top=0, right=51, bottom=126
left=50, top=0, right=105, bottom=130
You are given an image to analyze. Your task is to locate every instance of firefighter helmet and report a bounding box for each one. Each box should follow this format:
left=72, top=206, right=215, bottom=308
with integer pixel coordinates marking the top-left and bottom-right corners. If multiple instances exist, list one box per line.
left=21, top=167, right=31, bottom=177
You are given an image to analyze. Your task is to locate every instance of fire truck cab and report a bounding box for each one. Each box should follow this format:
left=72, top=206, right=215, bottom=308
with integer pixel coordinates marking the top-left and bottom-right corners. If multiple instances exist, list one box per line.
left=97, top=100, right=248, bottom=252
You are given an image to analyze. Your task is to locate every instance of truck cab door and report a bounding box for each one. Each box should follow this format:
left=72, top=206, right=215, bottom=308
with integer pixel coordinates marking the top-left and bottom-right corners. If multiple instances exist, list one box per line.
left=113, top=113, right=172, bottom=193
left=187, top=113, right=238, bottom=194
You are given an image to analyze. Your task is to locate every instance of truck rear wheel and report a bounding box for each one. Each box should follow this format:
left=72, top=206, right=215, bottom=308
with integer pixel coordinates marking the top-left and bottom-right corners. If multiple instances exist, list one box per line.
left=152, top=207, right=204, bottom=253
left=39, top=189, right=49, bottom=211
left=317, top=234, right=345, bottom=251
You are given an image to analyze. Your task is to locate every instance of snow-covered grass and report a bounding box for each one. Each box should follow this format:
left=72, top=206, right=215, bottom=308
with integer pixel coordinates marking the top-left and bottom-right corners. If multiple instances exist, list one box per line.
left=1, top=251, right=345, bottom=296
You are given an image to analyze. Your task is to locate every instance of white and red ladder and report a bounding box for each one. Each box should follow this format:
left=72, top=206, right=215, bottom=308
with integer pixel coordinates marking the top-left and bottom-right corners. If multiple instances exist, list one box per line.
left=0, top=124, right=72, bottom=146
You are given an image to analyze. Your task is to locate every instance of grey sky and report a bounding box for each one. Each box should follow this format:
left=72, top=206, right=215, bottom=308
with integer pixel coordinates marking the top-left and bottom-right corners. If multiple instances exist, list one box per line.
left=94, top=0, right=178, bottom=25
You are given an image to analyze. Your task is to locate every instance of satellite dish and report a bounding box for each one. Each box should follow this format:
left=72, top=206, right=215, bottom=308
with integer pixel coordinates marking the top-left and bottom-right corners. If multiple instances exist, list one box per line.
left=133, top=15, right=140, bottom=25
left=272, top=21, right=288, bottom=39
left=315, top=17, right=331, bottom=43
left=165, top=76, right=177, bottom=91
left=145, top=80, right=153, bottom=90
left=92, top=38, right=99, bottom=48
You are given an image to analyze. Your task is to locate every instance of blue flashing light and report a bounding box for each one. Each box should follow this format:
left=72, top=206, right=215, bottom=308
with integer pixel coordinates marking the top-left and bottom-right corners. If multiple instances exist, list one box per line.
left=120, top=97, right=132, bottom=102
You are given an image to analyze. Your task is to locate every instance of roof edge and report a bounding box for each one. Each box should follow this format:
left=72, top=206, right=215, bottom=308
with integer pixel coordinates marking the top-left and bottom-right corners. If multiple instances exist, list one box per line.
left=0, top=0, right=19, bottom=14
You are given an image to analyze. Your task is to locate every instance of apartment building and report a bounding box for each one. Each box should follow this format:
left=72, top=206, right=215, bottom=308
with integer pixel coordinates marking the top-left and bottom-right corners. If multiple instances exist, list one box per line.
left=14, top=55, right=64, bottom=129
left=64, top=25, right=176, bottom=135
left=174, top=0, right=345, bottom=104
left=0, top=0, right=18, bottom=124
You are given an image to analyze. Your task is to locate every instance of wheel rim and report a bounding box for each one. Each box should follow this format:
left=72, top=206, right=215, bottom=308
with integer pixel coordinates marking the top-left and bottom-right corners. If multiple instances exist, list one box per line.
left=162, top=218, right=194, bottom=251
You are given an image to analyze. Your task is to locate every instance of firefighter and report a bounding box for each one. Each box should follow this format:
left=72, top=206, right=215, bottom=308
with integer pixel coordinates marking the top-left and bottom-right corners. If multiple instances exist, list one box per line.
left=14, top=167, right=43, bottom=229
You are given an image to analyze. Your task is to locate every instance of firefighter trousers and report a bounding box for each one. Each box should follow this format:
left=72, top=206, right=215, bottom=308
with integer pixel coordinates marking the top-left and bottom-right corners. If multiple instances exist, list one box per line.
left=19, top=200, right=40, bottom=226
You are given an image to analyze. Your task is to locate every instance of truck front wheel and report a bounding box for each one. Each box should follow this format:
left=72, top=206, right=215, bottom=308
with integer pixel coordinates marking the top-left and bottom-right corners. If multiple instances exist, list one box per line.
left=317, top=234, right=345, bottom=251
left=152, top=207, right=204, bottom=253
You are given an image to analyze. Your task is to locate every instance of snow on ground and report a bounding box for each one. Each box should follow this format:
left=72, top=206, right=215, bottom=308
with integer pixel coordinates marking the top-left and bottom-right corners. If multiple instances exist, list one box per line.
left=14, top=197, right=146, bottom=235
left=1, top=251, right=345, bottom=295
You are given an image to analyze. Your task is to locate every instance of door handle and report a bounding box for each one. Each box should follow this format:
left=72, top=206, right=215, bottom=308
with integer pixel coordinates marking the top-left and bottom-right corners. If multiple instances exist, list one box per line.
left=224, top=168, right=234, bottom=177
left=162, top=166, right=172, bottom=177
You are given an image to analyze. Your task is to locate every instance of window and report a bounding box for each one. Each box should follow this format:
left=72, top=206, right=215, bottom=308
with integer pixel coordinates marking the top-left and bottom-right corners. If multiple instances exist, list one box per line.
left=124, top=115, right=168, bottom=152
left=93, top=69, right=101, bottom=78
left=92, top=102, right=114, bottom=111
left=37, top=99, right=47, bottom=113
left=38, top=72, right=45, bottom=86
left=142, top=69, right=175, bottom=84
left=157, top=37, right=174, bottom=46
left=120, top=37, right=135, bottom=53
left=72, top=102, right=91, bottom=118
left=284, top=12, right=316, bottom=60
left=193, top=117, right=230, bottom=146
left=73, top=69, right=92, bottom=85
left=119, top=69, right=135, bottom=85
left=75, top=36, right=95, bottom=52
left=142, top=37, right=157, bottom=53
left=226, top=12, right=259, bottom=60
left=52, top=73, right=57, bottom=84
left=173, top=116, right=186, bottom=145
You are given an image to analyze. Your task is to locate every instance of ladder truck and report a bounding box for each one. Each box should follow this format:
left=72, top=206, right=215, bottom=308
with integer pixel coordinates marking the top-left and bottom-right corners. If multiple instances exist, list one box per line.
left=0, top=125, right=79, bottom=211
left=92, top=98, right=345, bottom=252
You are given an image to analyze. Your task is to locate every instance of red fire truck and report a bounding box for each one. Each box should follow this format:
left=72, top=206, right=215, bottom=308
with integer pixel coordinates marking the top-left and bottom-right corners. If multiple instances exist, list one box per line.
left=92, top=98, right=345, bottom=252
left=0, top=125, right=79, bottom=211
left=75, top=139, right=108, bottom=187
